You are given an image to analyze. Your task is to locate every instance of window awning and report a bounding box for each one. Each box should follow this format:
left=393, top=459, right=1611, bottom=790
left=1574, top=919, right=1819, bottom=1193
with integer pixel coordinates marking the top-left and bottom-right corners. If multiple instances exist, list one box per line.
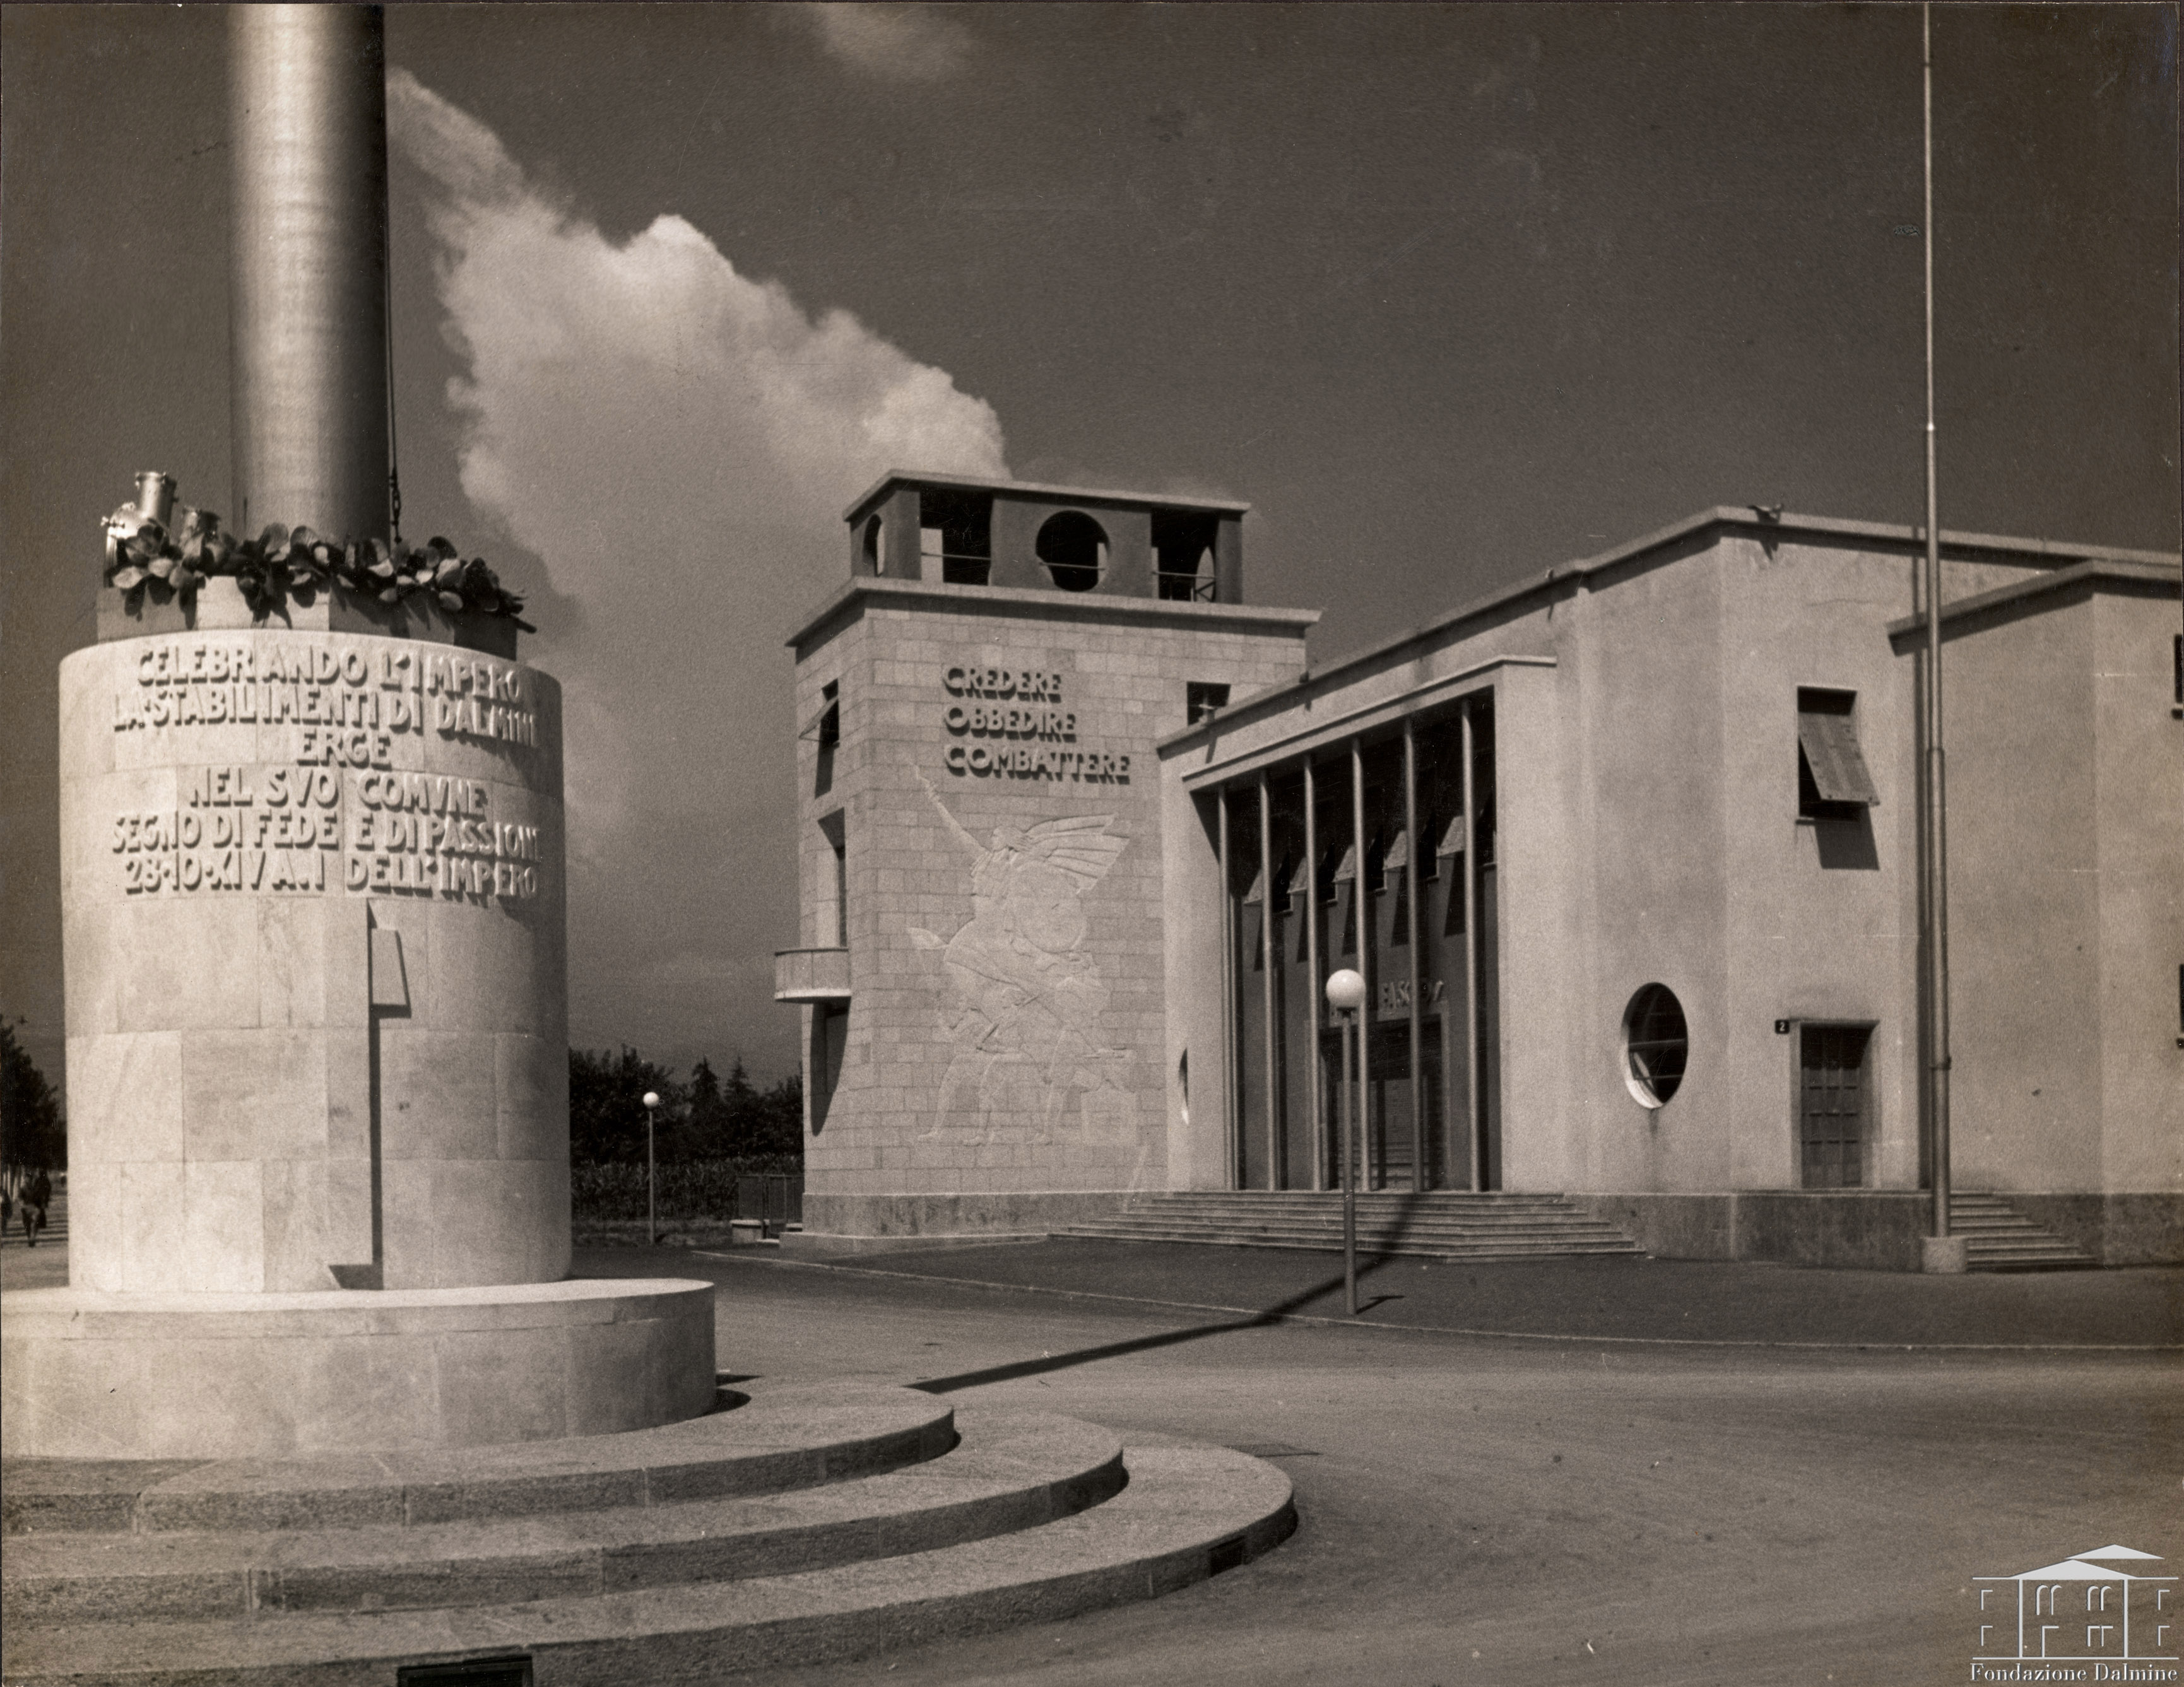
left=1797, top=699, right=1878, bottom=806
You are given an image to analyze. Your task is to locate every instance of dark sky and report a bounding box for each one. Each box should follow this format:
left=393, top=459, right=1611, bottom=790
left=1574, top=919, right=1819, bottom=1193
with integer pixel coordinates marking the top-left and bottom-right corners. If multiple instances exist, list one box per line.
left=3, top=3, right=2176, bottom=1097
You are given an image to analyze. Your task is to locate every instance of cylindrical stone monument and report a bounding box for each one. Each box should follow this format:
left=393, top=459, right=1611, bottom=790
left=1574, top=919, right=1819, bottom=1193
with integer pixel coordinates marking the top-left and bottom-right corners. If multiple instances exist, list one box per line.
left=58, top=618, right=572, bottom=1295
left=0, top=5, right=713, bottom=1459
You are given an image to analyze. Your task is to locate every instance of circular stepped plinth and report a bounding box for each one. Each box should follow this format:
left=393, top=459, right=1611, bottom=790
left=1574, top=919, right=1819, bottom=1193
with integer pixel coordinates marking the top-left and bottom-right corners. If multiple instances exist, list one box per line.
left=1, top=1380, right=1297, bottom=1684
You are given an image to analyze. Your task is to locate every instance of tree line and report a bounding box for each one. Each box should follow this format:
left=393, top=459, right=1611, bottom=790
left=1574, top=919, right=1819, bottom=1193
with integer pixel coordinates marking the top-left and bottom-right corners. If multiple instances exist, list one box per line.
left=569, top=1047, right=802, bottom=1166
left=0, top=1031, right=801, bottom=1173
left=2, top=1021, right=67, bottom=1172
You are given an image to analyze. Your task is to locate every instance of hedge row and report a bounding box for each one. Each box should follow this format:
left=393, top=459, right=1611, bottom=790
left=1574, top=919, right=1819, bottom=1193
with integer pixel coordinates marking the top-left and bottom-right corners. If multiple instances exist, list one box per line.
left=570, top=1157, right=803, bottom=1221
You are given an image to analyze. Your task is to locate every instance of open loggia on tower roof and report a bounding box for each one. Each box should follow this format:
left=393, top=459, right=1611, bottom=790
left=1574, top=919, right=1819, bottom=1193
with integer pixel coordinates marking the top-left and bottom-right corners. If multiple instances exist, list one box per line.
left=844, top=471, right=1245, bottom=602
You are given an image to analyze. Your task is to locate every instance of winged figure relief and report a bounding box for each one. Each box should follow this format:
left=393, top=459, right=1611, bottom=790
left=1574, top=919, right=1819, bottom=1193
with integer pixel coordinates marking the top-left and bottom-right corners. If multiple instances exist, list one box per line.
left=909, top=773, right=1135, bottom=1137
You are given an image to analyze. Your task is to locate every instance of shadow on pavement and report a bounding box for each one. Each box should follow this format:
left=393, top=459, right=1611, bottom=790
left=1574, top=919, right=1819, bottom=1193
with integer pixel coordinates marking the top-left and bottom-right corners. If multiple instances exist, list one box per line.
left=911, top=1252, right=1409, bottom=1394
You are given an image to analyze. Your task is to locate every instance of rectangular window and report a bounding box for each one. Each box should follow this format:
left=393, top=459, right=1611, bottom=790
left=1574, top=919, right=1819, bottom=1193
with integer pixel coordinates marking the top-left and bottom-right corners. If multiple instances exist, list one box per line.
left=1241, top=864, right=1266, bottom=971
left=1321, top=839, right=1354, bottom=906
left=1284, top=850, right=1314, bottom=914
left=818, top=809, right=846, bottom=948
left=919, top=488, right=993, bottom=585
left=1797, top=688, right=1877, bottom=818
left=1188, top=682, right=1231, bottom=724
left=1153, top=509, right=1219, bottom=601
left=810, top=1002, right=847, bottom=1134
left=817, top=679, right=840, bottom=750
left=1377, top=825, right=1408, bottom=894
left=832, top=836, right=847, bottom=949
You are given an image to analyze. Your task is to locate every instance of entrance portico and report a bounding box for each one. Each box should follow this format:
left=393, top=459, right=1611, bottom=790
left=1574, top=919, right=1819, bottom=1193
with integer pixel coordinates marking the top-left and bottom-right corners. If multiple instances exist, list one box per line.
left=1193, top=695, right=1504, bottom=1194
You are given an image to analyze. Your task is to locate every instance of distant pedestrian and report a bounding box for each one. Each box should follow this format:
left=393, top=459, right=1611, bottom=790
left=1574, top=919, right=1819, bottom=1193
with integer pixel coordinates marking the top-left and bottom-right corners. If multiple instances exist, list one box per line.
left=23, top=1168, right=51, bottom=1247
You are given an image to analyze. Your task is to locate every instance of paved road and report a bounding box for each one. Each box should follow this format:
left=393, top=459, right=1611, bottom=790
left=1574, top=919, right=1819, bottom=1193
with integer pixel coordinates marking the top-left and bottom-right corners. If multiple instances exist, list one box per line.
left=764, top=1234, right=2183, bottom=1349
left=585, top=1243, right=2181, bottom=1687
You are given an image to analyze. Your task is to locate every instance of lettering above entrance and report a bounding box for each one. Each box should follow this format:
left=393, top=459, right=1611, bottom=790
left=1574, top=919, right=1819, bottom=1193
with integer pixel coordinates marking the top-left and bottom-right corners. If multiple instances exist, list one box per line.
left=1378, top=977, right=1446, bottom=1014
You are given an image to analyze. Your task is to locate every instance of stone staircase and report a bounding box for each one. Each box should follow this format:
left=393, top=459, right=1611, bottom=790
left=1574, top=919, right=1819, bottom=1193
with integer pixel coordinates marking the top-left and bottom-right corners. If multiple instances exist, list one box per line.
left=0, top=1380, right=1295, bottom=1684
left=1060, top=1191, right=1645, bottom=1261
left=1951, top=1192, right=2098, bottom=1271
left=2, top=1190, right=65, bottom=1250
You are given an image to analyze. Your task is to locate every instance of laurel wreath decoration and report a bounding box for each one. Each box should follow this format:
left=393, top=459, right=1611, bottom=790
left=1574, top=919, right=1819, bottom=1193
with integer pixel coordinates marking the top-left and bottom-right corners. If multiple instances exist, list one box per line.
left=102, top=501, right=531, bottom=628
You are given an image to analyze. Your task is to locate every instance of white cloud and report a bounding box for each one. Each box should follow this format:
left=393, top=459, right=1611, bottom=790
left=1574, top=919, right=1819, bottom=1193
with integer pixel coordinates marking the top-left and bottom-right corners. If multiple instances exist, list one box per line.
left=794, top=4, right=975, bottom=83
left=387, top=69, right=1008, bottom=1074
left=387, top=69, right=1006, bottom=614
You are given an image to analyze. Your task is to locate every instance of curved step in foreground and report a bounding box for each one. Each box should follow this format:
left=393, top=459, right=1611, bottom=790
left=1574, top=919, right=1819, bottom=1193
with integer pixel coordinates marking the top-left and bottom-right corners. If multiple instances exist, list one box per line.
left=2, top=1383, right=955, bottom=1537
left=5, top=1410, right=1124, bottom=1625
left=0, top=1386, right=1296, bottom=1686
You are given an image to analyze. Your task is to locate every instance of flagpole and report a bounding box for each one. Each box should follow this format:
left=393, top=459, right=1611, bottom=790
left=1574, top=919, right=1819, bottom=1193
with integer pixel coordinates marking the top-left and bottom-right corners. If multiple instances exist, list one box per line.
left=1921, top=2, right=1956, bottom=1257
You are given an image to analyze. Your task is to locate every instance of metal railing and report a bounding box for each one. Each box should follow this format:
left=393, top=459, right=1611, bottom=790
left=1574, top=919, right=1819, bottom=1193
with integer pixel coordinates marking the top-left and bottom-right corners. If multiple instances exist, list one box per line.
left=928, top=551, right=991, bottom=586
left=1157, top=572, right=1217, bottom=602
left=570, top=1163, right=803, bottom=1235
left=737, top=1172, right=804, bottom=1237
left=913, top=553, right=1217, bottom=601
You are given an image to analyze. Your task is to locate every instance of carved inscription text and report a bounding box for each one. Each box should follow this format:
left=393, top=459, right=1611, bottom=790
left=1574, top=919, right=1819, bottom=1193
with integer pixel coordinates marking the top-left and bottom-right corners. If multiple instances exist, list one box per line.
left=103, top=637, right=547, bottom=906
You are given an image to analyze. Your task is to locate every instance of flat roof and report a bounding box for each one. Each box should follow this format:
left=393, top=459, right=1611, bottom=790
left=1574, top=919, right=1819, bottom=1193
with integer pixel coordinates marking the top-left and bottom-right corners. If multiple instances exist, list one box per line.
left=786, top=573, right=1318, bottom=654
left=1157, top=505, right=2182, bottom=753
left=844, top=469, right=1251, bottom=524
left=1884, top=557, right=2180, bottom=642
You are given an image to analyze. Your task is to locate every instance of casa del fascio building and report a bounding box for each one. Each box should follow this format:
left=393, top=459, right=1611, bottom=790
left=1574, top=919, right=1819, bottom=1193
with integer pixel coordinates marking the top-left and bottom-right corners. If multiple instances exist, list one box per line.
left=777, top=471, right=2181, bottom=1271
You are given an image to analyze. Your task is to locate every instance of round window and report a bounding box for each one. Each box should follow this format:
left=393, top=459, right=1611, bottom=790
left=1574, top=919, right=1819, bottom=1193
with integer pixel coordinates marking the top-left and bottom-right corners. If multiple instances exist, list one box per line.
left=1622, top=983, right=1687, bottom=1108
left=1036, top=511, right=1107, bottom=592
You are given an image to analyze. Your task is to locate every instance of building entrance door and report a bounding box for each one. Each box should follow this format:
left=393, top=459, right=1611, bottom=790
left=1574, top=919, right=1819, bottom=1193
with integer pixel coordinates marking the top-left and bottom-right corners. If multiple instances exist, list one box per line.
left=1321, top=1021, right=1443, bottom=1190
left=1799, top=1024, right=1871, bottom=1188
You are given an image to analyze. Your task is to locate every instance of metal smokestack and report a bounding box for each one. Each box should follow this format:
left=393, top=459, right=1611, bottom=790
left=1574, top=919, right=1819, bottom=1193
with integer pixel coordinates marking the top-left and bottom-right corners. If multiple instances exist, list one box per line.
left=228, top=4, right=391, bottom=541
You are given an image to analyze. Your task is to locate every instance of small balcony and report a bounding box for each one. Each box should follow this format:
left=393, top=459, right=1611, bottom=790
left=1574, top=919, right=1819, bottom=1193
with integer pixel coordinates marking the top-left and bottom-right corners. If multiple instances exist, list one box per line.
left=774, top=947, right=851, bottom=1004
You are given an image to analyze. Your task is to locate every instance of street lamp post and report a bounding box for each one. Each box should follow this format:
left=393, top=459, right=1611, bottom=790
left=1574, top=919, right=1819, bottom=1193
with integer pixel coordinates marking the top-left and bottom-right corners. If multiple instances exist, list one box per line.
left=642, top=1091, right=661, bottom=1246
left=1324, top=968, right=1366, bottom=1317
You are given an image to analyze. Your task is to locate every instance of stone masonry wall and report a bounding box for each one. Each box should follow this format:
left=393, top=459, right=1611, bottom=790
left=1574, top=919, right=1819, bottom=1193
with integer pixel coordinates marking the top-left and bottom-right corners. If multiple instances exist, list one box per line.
left=793, top=587, right=1307, bottom=1236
